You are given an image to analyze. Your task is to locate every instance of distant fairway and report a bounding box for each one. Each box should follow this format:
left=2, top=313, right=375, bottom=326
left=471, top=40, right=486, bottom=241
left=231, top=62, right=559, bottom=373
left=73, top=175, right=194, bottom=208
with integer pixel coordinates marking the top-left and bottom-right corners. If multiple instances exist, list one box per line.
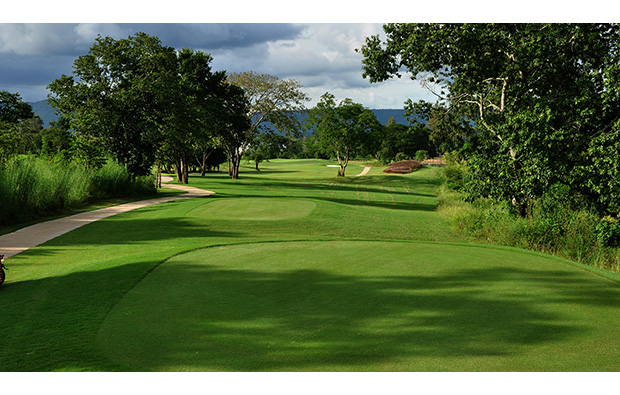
left=98, top=240, right=620, bottom=371
left=2, top=159, right=620, bottom=372
left=187, top=198, right=316, bottom=220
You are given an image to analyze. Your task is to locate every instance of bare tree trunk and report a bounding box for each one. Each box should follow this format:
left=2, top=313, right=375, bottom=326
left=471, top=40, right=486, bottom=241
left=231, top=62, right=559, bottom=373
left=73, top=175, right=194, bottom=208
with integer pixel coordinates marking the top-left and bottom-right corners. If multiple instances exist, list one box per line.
left=175, top=158, right=183, bottom=183
left=201, top=151, right=207, bottom=176
left=156, top=162, right=162, bottom=188
left=182, top=156, right=189, bottom=184
left=336, top=150, right=348, bottom=177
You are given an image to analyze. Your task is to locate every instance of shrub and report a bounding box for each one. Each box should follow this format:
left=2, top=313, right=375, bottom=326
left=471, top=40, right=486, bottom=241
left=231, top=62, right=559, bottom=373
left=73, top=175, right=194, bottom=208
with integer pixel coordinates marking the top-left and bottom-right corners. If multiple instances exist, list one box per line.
left=441, top=151, right=468, bottom=191
left=596, top=217, right=620, bottom=247
left=394, top=152, right=411, bottom=162
left=415, top=150, right=428, bottom=161
left=438, top=178, right=620, bottom=272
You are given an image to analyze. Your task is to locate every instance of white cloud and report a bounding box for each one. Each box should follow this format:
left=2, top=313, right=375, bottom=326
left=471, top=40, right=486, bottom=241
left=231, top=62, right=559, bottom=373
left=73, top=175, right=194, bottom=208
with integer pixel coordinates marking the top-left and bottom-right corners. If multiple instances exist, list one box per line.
left=73, top=24, right=133, bottom=46
left=0, top=24, right=78, bottom=55
left=0, top=23, right=438, bottom=107
left=209, top=24, right=436, bottom=108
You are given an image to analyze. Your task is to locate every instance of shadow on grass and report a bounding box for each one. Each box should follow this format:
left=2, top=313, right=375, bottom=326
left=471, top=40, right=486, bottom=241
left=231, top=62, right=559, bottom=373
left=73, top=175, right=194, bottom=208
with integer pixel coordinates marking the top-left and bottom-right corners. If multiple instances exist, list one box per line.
left=2, top=252, right=620, bottom=371
left=204, top=193, right=438, bottom=213
left=97, top=261, right=620, bottom=371
left=22, top=215, right=244, bottom=250
left=215, top=176, right=440, bottom=198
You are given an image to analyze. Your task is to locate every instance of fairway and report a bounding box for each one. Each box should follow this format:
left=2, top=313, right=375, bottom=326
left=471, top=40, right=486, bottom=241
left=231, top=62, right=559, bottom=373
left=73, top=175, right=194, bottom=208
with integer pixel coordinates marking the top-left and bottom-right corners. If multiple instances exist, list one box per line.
left=98, top=241, right=620, bottom=371
left=187, top=198, right=317, bottom=220
left=2, top=159, right=620, bottom=372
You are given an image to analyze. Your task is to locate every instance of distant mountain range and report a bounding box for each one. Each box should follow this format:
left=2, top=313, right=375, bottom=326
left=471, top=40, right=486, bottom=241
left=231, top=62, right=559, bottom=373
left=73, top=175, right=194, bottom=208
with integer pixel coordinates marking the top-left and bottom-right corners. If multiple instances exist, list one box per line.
left=30, top=100, right=418, bottom=129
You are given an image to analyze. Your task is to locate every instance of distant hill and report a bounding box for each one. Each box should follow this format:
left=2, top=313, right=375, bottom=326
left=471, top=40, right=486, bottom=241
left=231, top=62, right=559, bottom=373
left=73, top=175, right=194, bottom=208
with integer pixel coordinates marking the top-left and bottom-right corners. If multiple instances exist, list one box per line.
left=30, top=100, right=58, bottom=127
left=372, top=109, right=418, bottom=125
left=30, top=101, right=418, bottom=130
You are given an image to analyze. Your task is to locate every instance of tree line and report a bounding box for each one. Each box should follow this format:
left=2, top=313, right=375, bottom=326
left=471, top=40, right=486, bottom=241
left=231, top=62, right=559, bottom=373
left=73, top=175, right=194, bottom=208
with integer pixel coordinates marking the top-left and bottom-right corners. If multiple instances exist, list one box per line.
left=2, top=31, right=456, bottom=183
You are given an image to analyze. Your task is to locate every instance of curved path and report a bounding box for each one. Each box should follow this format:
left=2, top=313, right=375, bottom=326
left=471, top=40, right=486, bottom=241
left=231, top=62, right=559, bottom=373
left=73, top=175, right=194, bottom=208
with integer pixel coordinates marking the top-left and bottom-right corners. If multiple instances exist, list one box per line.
left=356, top=166, right=371, bottom=177
left=0, top=176, right=214, bottom=259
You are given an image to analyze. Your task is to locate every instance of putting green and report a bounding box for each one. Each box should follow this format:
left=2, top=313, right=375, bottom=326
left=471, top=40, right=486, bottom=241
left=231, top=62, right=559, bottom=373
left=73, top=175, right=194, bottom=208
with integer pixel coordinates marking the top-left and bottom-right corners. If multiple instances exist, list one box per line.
left=186, top=198, right=316, bottom=220
left=97, top=241, right=620, bottom=371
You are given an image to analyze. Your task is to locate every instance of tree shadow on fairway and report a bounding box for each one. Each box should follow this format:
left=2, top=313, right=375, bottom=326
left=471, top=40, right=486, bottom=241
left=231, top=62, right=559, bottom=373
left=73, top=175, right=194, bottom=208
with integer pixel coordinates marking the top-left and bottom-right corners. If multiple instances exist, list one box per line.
left=236, top=176, right=440, bottom=199
left=41, top=215, right=243, bottom=247
left=97, top=260, right=620, bottom=371
left=203, top=194, right=438, bottom=213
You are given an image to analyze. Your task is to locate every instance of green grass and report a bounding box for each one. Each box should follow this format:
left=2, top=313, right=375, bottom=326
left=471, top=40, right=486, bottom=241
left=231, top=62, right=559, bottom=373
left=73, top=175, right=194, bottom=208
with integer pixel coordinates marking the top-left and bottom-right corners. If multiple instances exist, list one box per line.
left=99, top=241, right=620, bottom=371
left=0, top=156, right=158, bottom=226
left=2, top=159, right=620, bottom=371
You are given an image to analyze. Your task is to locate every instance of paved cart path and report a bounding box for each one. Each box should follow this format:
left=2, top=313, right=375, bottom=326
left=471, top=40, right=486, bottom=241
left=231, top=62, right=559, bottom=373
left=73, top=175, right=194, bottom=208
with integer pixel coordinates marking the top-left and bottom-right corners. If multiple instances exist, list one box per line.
left=356, top=166, right=371, bottom=176
left=0, top=177, right=214, bottom=259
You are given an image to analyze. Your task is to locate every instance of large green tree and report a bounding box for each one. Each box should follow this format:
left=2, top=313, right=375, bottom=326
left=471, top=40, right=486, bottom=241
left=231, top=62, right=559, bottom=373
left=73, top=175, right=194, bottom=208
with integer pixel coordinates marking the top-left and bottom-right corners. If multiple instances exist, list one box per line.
left=0, top=91, right=35, bottom=162
left=360, top=23, right=620, bottom=216
left=209, top=82, right=252, bottom=180
left=225, top=72, right=309, bottom=178
left=227, top=72, right=310, bottom=136
left=306, top=93, right=381, bottom=177
left=48, top=33, right=179, bottom=179
left=163, top=48, right=226, bottom=184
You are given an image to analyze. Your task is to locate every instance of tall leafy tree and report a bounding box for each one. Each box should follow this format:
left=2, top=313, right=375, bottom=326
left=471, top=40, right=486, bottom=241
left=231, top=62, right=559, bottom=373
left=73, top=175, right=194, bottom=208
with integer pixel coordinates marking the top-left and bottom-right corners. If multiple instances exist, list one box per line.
left=163, top=48, right=226, bottom=184
left=0, top=91, right=35, bottom=162
left=360, top=23, right=620, bottom=216
left=407, top=100, right=473, bottom=155
left=48, top=33, right=179, bottom=179
left=40, top=116, right=72, bottom=158
left=0, top=91, right=34, bottom=124
left=227, top=71, right=310, bottom=136
left=210, top=82, right=252, bottom=180
left=225, top=72, right=309, bottom=177
left=306, top=93, right=381, bottom=177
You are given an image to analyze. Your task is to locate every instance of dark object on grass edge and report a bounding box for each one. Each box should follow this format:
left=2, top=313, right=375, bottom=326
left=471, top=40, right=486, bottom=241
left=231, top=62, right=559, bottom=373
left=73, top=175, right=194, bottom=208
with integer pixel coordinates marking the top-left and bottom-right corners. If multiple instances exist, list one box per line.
left=0, top=254, right=7, bottom=286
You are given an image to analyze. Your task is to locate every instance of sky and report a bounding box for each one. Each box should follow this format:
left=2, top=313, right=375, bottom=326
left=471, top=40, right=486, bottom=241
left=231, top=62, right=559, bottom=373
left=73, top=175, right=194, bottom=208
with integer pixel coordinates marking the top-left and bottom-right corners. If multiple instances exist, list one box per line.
left=1, top=1, right=611, bottom=109
left=0, top=22, right=437, bottom=109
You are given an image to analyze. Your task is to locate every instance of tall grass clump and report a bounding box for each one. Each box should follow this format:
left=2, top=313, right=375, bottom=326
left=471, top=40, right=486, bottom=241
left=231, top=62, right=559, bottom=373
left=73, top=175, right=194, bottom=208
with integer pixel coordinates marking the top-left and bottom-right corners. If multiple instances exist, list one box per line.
left=0, top=156, right=156, bottom=226
left=438, top=167, right=620, bottom=273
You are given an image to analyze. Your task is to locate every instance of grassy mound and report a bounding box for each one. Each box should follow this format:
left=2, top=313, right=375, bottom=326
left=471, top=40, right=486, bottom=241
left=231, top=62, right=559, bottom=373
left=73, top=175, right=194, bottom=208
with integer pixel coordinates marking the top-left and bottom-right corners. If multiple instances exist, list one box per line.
left=98, top=240, right=620, bottom=372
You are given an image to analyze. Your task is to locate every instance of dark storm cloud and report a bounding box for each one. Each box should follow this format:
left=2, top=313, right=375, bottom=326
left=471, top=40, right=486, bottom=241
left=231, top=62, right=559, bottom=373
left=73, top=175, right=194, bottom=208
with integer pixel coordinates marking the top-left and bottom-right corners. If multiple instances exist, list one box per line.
left=0, top=23, right=304, bottom=101
left=0, top=53, right=73, bottom=85
left=129, top=23, right=304, bottom=50
left=0, top=23, right=433, bottom=107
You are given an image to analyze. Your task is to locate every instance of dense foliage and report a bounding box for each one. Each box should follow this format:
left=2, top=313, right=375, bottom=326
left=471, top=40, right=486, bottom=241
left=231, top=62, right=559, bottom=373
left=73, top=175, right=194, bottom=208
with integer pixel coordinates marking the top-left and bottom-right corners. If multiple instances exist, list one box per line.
left=360, top=23, right=620, bottom=218
left=306, top=93, right=381, bottom=176
left=48, top=33, right=179, bottom=179
left=0, top=91, right=43, bottom=162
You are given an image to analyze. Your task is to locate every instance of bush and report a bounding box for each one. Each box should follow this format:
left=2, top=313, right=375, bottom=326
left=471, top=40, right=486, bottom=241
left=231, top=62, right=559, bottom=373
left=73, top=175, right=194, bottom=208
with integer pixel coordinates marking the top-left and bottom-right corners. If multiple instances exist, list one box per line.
left=394, top=152, right=410, bottom=162
left=596, top=217, right=620, bottom=247
left=438, top=179, right=620, bottom=272
left=415, top=150, right=428, bottom=161
left=441, top=151, right=468, bottom=191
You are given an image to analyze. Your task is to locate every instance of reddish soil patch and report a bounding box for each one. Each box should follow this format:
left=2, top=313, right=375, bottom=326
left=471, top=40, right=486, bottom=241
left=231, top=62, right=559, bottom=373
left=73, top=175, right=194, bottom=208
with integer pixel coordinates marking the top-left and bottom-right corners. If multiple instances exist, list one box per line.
left=383, top=160, right=423, bottom=174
